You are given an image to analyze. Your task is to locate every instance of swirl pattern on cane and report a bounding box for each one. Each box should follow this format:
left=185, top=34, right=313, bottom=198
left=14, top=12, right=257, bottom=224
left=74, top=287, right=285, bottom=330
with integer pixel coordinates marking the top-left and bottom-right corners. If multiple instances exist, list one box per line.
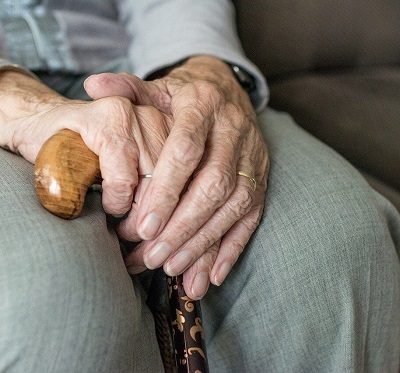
left=190, top=317, right=205, bottom=342
left=188, top=347, right=206, bottom=359
left=181, top=296, right=195, bottom=312
left=172, top=309, right=186, bottom=332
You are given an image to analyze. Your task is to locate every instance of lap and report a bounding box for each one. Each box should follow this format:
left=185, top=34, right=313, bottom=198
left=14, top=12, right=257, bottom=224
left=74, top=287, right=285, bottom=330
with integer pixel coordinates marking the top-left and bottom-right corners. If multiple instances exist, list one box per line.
left=204, top=108, right=400, bottom=372
left=0, top=149, right=162, bottom=372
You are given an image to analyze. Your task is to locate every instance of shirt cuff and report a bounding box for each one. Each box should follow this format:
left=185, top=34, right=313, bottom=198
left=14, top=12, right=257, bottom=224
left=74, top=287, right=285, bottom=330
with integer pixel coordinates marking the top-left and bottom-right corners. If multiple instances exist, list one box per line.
left=128, top=2, right=269, bottom=112
left=134, top=47, right=269, bottom=113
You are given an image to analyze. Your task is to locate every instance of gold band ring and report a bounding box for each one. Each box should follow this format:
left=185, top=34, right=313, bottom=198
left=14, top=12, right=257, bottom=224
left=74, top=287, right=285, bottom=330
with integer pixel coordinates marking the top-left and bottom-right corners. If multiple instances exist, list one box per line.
left=237, top=171, right=257, bottom=191
left=139, top=174, right=153, bottom=179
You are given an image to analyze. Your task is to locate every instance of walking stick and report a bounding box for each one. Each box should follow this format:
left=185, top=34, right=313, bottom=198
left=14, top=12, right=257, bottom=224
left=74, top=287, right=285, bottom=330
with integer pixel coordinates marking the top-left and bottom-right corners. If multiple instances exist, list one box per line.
left=34, top=129, right=209, bottom=373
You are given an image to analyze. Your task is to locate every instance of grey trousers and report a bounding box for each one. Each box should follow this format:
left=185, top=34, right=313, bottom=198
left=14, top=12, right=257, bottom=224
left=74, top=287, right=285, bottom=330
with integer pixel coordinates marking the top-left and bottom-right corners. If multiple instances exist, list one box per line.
left=0, top=93, right=399, bottom=371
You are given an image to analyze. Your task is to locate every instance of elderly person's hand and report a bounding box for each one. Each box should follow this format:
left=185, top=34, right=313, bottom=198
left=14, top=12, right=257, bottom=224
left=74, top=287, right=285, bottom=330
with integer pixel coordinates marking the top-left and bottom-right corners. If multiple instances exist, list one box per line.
left=85, top=56, right=270, bottom=299
left=0, top=70, right=170, bottom=218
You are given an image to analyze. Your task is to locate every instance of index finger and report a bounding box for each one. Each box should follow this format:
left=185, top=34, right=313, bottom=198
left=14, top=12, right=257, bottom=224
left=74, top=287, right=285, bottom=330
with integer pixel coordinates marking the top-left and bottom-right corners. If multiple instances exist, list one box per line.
left=136, top=103, right=211, bottom=240
left=80, top=98, right=141, bottom=217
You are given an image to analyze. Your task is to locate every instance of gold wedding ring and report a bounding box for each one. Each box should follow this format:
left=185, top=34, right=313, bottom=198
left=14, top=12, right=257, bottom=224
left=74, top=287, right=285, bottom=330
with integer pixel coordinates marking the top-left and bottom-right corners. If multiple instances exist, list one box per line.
left=237, top=171, right=257, bottom=191
left=139, top=174, right=153, bottom=178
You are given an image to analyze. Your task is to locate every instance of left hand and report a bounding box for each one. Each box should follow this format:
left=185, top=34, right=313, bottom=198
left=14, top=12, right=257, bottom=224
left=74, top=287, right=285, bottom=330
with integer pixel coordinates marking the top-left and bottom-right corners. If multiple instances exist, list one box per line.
left=84, top=56, right=269, bottom=299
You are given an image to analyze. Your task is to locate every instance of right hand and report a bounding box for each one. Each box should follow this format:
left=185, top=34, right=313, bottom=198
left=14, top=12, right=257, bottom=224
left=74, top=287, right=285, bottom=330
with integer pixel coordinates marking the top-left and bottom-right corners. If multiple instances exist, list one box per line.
left=2, top=72, right=170, bottom=217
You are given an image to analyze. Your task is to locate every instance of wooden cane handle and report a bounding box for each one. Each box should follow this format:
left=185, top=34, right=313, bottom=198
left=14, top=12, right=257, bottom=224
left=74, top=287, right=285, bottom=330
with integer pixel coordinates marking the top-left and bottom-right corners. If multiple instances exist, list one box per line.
left=34, top=129, right=101, bottom=219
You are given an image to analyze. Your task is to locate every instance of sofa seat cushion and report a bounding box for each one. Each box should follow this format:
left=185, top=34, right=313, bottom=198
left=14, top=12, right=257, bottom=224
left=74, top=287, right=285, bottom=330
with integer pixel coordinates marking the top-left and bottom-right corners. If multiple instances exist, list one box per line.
left=268, top=66, right=400, bottom=208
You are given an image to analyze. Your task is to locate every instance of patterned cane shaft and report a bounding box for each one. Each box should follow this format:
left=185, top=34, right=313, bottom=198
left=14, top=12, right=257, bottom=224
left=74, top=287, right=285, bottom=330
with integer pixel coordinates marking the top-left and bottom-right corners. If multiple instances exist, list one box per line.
left=167, top=275, right=209, bottom=373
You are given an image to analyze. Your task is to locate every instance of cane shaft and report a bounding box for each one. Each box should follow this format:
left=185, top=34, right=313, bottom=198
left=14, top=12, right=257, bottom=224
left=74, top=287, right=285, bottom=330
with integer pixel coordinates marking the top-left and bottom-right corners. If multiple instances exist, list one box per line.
left=168, top=275, right=209, bottom=373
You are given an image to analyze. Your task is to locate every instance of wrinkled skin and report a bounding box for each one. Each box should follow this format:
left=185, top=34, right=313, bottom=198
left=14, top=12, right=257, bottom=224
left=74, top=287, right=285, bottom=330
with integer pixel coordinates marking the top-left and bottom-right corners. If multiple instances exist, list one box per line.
left=85, top=56, right=270, bottom=299
left=0, top=71, right=171, bottom=240
left=9, top=96, right=170, bottom=214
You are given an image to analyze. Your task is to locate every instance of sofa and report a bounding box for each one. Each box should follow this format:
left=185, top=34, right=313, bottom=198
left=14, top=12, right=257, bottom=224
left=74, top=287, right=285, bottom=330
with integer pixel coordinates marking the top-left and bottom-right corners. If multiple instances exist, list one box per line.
left=234, top=0, right=400, bottom=211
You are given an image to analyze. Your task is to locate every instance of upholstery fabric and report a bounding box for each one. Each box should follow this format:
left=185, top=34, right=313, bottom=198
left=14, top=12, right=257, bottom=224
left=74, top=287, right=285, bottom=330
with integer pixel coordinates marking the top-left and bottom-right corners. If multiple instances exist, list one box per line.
left=234, top=0, right=400, bottom=77
left=267, top=66, right=400, bottom=210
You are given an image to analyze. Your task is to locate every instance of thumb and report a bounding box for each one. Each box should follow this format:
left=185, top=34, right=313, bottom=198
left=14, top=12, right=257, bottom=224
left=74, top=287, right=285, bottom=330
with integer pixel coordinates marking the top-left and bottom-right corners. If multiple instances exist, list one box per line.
left=84, top=73, right=171, bottom=112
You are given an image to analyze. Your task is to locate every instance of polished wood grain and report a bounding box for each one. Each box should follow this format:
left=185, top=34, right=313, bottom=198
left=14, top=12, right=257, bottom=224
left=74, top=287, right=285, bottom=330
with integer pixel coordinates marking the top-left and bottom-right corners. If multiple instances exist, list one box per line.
left=34, top=129, right=101, bottom=219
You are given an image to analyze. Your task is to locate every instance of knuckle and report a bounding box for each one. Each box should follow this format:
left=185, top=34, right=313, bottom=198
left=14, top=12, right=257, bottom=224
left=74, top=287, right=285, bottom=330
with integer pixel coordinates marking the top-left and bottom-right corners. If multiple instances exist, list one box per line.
left=102, top=200, right=130, bottom=215
left=231, top=238, right=246, bottom=255
left=234, top=187, right=254, bottom=215
left=199, top=250, right=217, bottom=268
left=196, top=230, right=216, bottom=250
left=170, top=130, right=204, bottom=169
left=154, top=183, right=180, bottom=209
left=103, top=96, right=132, bottom=116
left=242, top=213, right=261, bottom=233
left=189, top=250, right=215, bottom=275
left=100, top=125, right=136, bottom=153
left=107, top=95, right=131, bottom=108
left=224, top=102, right=244, bottom=123
left=207, top=243, right=220, bottom=257
left=181, top=105, right=208, bottom=125
left=103, top=179, right=134, bottom=201
left=225, top=240, right=245, bottom=261
left=193, top=81, right=222, bottom=104
left=194, top=168, right=234, bottom=205
left=222, top=103, right=249, bottom=133
left=93, top=98, right=135, bottom=140
left=105, top=178, right=135, bottom=193
left=194, top=80, right=217, bottom=95
left=169, top=218, right=196, bottom=242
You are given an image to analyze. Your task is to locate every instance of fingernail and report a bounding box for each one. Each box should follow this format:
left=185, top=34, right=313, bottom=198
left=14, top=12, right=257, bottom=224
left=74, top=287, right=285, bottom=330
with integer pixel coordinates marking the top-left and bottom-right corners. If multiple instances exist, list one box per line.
left=144, top=242, right=173, bottom=269
left=215, top=262, right=233, bottom=286
left=127, top=265, right=147, bottom=275
left=165, top=251, right=193, bottom=276
left=191, top=272, right=209, bottom=299
left=139, top=212, right=162, bottom=240
left=83, top=76, right=92, bottom=87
